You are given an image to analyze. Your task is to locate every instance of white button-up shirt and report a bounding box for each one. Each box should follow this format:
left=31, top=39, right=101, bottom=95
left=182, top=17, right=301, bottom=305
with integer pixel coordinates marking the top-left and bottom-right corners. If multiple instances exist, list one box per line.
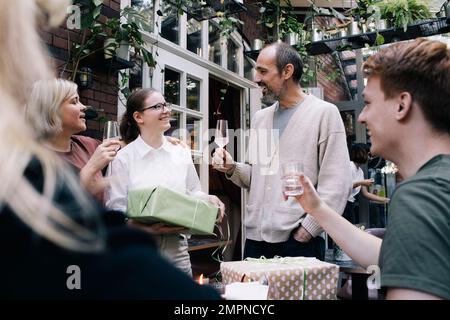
left=105, top=135, right=206, bottom=213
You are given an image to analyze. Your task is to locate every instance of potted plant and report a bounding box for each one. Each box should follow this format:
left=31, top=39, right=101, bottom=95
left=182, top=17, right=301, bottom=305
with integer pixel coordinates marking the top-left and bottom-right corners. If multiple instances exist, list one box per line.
left=257, top=0, right=319, bottom=87
left=103, top=6, right=155, bottom=66
left=63, top=1, right=155, bottom=82
left=375, top=0, right=431, bottom=31
left=349, top=0, right=381, bottom=23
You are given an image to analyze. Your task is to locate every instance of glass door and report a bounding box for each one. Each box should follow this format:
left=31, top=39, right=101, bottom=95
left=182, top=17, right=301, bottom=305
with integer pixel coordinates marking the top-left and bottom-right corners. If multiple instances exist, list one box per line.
left=151, top=47, right=209, bottom=191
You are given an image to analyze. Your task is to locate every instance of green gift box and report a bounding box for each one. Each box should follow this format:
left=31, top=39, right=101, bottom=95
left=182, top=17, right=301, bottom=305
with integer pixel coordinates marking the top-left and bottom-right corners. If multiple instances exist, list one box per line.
left=127, top=186, right=218, bottom=235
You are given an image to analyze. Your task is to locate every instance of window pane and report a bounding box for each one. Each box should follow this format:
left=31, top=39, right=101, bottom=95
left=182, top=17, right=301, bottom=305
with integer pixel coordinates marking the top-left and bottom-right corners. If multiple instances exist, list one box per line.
left=186, top=115, right=201, bottom=151
left=129, top=57, right=143, bottom=92
left=165, top=110, right=181, bottom=138
left=208, top=23, right=221, bottom=64
left=227, top=39, right=238, bottom=73
left=244, top=56, right=254, bottom=81
left=187, top=17, right=202, bottom=55
left=160, top=0, right=179, bottom=45
left=193, top=162, right=201, bottom=176
left=164, top=68, right=180, bottom=106
left=131, top=0, right=154, bottom=33
left=186, top=76, right=200, bottom=111
left=340, top=110, right=356, bottom=148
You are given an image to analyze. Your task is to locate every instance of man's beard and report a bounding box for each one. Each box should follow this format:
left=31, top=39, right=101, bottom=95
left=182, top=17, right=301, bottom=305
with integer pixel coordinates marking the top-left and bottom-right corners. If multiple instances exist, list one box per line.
left=260, top=80, right=286, bottom=107
left=260, top=86, right=279, bottom=106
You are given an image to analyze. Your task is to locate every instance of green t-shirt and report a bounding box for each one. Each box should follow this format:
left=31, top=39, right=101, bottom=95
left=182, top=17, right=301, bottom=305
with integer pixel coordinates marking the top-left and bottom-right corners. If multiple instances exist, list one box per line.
left=379, top=155, right=450, bottom=299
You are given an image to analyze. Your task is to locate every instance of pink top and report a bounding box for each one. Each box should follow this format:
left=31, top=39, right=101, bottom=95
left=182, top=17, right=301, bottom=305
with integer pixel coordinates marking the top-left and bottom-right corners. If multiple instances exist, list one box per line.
left=56, top=135, right=104, bottom=204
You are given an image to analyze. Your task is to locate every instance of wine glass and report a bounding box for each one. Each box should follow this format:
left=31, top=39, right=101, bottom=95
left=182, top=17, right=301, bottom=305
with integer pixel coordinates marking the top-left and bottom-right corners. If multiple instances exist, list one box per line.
left=103, top=121, right=120, bottom=141
left=215, top=120, right=229, bottom=170
left=103, top=121, right=120, bottom=175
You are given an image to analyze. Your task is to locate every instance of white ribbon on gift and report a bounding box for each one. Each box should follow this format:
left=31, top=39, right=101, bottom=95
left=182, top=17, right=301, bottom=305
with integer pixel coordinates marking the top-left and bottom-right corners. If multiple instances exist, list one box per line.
left=245, top=256, right=318, bottom=265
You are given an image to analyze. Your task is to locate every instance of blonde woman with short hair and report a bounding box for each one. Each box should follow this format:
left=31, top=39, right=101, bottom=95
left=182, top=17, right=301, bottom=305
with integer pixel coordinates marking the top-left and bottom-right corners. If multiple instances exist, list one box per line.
left=0, top=0, right=219, bottom=299
left=26, top=78, right=121, bottom=204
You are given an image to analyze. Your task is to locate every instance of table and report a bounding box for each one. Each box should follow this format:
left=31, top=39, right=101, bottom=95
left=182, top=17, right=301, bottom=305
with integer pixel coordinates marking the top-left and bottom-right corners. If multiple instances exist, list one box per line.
left=188, top=238, right=232, bottom=279
left=188, top=238, right=232, bottom=252
left=325, top=249, right=371, bottom=300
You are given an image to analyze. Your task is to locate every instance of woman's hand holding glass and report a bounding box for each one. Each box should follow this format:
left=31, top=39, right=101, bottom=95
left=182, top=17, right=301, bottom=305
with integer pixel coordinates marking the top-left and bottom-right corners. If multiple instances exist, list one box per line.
left=86, top=139, right=122, bottom=172
left=356, top=178, right=375, bottom=188
left=80, top=139, right=121, bottom=195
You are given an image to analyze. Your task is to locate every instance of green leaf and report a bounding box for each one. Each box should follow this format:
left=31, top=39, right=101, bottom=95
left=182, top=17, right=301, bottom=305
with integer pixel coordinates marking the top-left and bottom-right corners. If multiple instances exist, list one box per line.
left=92, top=5, right=101, bottom=19
left=375, top=33, right=385, bottom=45
left=81, top=14, right=94, bottom=29
left=142, top=50, right=156, bottom=68
left=121, top=87, right=132, bottom=98
left=98, top=116, right=108, bottom=125
left=93, top=0, right=103, bottom=6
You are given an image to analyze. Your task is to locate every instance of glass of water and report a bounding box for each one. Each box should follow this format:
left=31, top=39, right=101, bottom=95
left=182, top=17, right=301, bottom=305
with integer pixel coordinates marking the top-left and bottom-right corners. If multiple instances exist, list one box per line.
left=281, top=162, right=303, bottom=196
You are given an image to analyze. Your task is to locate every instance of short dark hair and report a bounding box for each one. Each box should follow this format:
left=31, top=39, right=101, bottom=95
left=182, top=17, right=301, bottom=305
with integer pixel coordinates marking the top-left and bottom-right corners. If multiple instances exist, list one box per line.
left=349, top=143, right=369, bottom=164
left=267, top=42, right=303, bottom=84
left=363, top=38, right=450, bottom=136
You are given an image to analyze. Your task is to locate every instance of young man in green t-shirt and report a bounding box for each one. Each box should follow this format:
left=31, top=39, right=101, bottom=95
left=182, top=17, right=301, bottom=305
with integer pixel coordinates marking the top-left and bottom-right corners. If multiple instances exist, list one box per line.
left=292, top=38, right=450, bottom=300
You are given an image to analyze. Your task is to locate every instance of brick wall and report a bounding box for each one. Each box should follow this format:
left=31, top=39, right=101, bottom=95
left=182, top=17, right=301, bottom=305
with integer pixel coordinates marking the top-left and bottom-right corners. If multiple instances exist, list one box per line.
left=238, top=0, right=265, bottom=45
left=42, top=0, right=122, bottom=140
left=316, top=54, right=350, bottom=102
left=314, top=17, right=350, bottom=102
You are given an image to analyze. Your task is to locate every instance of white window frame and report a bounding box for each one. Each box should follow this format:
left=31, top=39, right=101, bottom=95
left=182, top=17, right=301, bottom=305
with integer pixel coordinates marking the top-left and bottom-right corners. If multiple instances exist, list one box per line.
left=127, top=0, right=261, bottom=257
left=151, top=47, right=209, bottom=190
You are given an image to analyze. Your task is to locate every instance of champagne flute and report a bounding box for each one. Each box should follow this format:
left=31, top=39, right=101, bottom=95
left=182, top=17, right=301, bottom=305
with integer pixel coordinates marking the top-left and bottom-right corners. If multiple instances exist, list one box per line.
left=215, top=120, right=229, bottom=170
left=103, top=120, right=120, bottom=175
left=103, top=120, right=120, bottom=141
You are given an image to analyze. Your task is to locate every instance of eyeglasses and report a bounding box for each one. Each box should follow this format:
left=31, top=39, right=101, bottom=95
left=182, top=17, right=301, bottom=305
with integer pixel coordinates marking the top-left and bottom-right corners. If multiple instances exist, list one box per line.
left=141, top=102, right=172, bottom=112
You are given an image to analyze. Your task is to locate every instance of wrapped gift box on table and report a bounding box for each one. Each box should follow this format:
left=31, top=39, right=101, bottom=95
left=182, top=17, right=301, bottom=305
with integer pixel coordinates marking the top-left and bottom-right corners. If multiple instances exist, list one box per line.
left=221, top=257, right=340, bottom=300
left=127, top=186, right=218, bottom=235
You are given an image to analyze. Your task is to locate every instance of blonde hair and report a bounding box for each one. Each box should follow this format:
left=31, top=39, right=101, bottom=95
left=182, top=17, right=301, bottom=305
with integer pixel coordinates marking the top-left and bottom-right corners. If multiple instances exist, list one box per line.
left=26, top=79, right=79, bottom=139
left=0, top=0, right=105, bottom=252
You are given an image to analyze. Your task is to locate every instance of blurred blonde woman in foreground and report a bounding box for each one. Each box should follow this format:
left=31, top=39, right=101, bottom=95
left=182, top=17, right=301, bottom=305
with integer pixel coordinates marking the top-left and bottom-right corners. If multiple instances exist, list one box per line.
left=0, top=0, right=219, bottom=299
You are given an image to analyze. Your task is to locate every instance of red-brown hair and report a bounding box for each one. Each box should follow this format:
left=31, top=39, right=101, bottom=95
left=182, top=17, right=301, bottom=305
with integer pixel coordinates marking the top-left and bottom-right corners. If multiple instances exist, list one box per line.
left=363, top=38, right=450, bottom=135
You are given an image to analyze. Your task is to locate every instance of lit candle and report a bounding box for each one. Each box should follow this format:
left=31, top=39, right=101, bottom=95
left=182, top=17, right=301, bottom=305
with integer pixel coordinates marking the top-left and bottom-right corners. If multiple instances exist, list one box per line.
left=197, top=274, right=209, bottom=285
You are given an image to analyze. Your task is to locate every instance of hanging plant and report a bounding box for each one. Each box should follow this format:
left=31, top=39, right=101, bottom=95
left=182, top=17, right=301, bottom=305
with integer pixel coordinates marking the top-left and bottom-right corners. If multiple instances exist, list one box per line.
left=165, top=0, right=244, bottom=38
left=257, top=0, right=317, bottom=87
left=376, top=0, right=431, bottom=31
left=217, top=13, right=244, bottom=39
left=348, top=0, right=382, bottom=22
left=62, top=0, right=155, bottom=83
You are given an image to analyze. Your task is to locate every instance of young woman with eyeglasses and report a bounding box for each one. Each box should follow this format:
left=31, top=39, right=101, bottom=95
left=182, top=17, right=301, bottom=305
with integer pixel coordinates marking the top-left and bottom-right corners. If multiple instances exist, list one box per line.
left=106, top=88, right=225, bottom=276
